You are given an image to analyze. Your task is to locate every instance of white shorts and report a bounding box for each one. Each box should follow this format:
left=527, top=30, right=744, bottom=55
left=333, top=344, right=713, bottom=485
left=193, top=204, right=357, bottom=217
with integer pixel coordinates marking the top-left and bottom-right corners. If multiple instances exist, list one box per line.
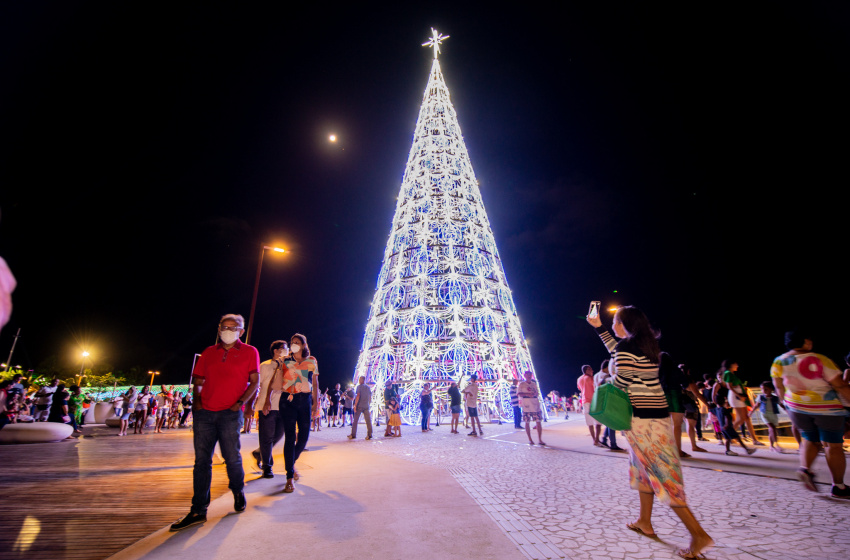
left=728, top=389, right=745, bottom=408
left=583, top=403, right=599, bottom=426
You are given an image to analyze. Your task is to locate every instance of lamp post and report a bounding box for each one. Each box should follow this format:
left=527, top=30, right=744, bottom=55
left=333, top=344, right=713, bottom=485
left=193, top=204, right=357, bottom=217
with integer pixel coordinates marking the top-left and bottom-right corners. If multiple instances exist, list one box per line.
left=246, top=244, right=286, bottom=344
left=79, top=351, right=90, bottom=377
left=148, top=370, right=160, bottom=387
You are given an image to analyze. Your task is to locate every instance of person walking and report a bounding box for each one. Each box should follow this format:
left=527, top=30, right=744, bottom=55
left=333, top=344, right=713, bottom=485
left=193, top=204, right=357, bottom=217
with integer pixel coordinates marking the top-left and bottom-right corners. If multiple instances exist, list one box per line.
left=277, top=333, right=319, bottom=494
left=348, top=376, right=373, bottom=439
left=448, top=380, right=462, bottom=433
left=588, top=306, right=713, bottom=559
left=510, top=379, right=522, bottom=429
left=755, top=381, right=785, bottom=453
left=154, top=385, right=173, bottom=434
left=462, top=374, right=483, bottom=436
left=420, top=382, right=434, bottom=432
left=594, top=360, right=624, bottom=451
left=253, top=340, right=288, bottom=478
left=170, top=314, right=260, bottom=531
left=134, top=386, right=151, bottom=435
left=329, top=383, right=342, bottom=427
left=340, top=385, right=354, bottom=426
left=119, top=386, right=137, bottom=436
left=577, top=365, right=601, bottom=446
left=721, top=360, right=763, bottom=446
left=518, top=371, right=545, bottom=445
left=33, top=378, right=58, bottom=422
left=772, top=329, right=850, bottom=498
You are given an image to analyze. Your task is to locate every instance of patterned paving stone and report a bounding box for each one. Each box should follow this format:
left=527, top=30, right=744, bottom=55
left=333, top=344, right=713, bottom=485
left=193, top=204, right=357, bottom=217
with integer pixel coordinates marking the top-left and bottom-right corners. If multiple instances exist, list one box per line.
left=312, top=419, right=850, bottom=560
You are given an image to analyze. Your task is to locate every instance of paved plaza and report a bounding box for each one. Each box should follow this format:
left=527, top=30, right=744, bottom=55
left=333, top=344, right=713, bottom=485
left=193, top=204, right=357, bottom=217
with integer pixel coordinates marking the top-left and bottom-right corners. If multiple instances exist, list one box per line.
left=102, top=415, right=850, bottom=560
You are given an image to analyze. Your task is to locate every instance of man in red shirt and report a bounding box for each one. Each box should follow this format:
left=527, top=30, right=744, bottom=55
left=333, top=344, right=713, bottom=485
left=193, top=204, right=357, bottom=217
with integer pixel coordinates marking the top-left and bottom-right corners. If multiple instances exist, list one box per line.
left=171, top=314, right=259, bottom=531
left=577, top=365, right=601, bottom=447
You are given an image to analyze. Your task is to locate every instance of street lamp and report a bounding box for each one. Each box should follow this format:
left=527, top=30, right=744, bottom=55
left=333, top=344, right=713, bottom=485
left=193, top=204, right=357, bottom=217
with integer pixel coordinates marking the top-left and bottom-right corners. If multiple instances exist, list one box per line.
left=246, top=244, right=286, bottom=344
left=148, top=370, right=160, bottom=387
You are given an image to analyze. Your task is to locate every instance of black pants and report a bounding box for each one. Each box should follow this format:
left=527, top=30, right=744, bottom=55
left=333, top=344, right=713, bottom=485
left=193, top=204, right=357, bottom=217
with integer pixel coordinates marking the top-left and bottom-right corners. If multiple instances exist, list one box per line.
left=280, top=393, right=311, bottom=480
left=512, top=406, right=522, bottom=428
left=257, top=409, right=285, bottom=472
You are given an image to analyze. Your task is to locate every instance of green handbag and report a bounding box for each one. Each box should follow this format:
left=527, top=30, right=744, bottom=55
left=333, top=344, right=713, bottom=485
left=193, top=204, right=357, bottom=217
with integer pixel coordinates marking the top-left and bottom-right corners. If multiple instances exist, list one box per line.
left=589, top=383, right=632, bottom=431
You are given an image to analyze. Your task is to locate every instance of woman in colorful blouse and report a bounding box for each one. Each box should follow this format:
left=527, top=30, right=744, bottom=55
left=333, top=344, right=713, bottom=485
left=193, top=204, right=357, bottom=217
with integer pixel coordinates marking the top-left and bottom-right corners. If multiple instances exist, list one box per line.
left=275, top=333, right=319, bottom=493
left=588, top=306, right=712, bottom=560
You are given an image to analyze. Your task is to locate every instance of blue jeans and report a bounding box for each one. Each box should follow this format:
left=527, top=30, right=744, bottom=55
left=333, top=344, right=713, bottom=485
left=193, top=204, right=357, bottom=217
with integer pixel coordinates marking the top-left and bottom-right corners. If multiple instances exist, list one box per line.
left=421, top=406, right=433, bottom=429
left=280, top=393, right=311, bottom=480
left=191, top=408, right=244, bottom=514
left=602, top=426, right=618, bottom=447
left=257, top=409, right=285, bottom=471
left=513, top=406, right=522, bottom=428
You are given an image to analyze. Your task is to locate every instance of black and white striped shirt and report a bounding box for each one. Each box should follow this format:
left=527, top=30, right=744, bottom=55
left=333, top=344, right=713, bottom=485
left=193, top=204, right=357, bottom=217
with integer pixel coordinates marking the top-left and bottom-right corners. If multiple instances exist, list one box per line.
left=597, top=327, right=669, bottom=419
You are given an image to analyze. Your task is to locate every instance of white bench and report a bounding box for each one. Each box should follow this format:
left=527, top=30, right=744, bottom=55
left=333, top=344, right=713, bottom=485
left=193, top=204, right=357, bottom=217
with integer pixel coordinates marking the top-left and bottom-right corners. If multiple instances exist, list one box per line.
left=0, top=422, right=74, bottom=444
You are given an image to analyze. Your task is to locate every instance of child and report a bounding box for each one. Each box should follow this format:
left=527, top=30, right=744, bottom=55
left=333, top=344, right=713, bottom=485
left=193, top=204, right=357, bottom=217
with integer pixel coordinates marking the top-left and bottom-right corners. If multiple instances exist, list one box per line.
left=387, top=397, right=402, bottom=437
left=756, top=381, right=785, bottom=453
left=717, top=392, right=756, bottom=456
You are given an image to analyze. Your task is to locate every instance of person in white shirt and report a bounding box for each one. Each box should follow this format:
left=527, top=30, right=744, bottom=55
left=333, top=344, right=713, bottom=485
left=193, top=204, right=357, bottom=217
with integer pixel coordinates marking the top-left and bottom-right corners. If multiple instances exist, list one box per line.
left=518, top=371, right=545, bottom=446
left=253, top=340, right=289, bottom=478
left=462, top=375, right=483, bottom=436
left=154, top=385, right=173, bottom=434
left=34, top=379, right=59, bottom=421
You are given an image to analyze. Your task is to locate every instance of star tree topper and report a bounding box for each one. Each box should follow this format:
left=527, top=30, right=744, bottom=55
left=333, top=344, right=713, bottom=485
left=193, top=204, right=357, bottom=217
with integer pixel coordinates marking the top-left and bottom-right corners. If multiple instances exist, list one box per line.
left=422, top=28, right=449, bottom=59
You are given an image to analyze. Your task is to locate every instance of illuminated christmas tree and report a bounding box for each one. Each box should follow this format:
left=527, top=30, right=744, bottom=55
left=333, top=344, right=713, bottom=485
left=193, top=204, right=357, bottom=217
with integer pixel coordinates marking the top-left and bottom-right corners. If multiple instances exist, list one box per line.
left=354, top=29, right=544, bottom=424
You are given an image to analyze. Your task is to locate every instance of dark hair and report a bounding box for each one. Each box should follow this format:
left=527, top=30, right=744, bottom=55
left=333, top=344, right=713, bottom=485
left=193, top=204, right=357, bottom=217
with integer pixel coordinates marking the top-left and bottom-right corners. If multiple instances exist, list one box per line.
left=760, top=381, right=773, bottom=390
left=270, top=340, right=288, bottom=354
left=703, top=373, right=713, bottom=382
left=720, top=359, right=737, bottom=373
left=600, top=359, right=610, bottom=372
left=0, top=380, right=10, bottom=390
left=846, top=352, right=850, bottom=367
left=12, top=373, right=22, bottom=381
left=581, top=365, right=592, bottom=375
left=784, top=330, right=810, bottom=350
left=614, top=306, right=661, bottom=363
left=70, top=384, right=80, bottom=393
left=291, top=333, right=310, bottom=357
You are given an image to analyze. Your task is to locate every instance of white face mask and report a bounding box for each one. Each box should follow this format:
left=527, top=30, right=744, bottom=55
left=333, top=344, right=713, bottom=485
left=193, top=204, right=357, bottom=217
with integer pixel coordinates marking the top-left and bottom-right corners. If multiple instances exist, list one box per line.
left=219, top=330, right=240, bottom=345
left=290, top=344, right=302, bottom=354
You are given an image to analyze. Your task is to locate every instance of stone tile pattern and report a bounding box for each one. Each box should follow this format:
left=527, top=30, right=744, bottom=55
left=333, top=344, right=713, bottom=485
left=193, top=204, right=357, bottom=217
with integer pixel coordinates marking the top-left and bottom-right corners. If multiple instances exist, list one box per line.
left=313, top=426, right=850, bottom=560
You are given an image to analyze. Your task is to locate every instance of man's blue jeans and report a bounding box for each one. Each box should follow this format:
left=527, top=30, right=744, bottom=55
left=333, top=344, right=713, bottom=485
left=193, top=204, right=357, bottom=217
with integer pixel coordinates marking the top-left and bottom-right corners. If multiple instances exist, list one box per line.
left=257, top=409, right=285, bottom=471
left=191, top=408, right=244, bottom=514
left=513, top=406, right=522, bottom=428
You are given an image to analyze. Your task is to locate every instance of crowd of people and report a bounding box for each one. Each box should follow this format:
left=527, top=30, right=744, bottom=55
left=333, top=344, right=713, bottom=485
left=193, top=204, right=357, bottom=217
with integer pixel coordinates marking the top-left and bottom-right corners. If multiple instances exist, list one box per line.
left=0, top=374, right=92, bottom=435
left=582, top=305, right=850, bottom=559
left=4, top=305, right=850, bottom=560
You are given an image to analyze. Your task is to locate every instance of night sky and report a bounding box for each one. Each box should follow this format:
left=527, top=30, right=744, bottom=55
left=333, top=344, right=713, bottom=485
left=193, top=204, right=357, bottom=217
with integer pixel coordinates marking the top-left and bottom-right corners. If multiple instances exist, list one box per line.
left=1, top=4, right=847, bottom=395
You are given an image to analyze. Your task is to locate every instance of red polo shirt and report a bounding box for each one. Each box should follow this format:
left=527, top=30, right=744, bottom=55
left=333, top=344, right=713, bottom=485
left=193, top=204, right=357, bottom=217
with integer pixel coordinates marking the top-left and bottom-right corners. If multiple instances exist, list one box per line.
left=192, top=340, right=260, bottom=412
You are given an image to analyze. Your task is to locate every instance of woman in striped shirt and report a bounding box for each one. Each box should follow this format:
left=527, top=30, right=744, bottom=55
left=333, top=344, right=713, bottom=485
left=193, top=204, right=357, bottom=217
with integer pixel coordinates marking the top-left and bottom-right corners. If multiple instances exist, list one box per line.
left=588, top=306, right=712, bottom=560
